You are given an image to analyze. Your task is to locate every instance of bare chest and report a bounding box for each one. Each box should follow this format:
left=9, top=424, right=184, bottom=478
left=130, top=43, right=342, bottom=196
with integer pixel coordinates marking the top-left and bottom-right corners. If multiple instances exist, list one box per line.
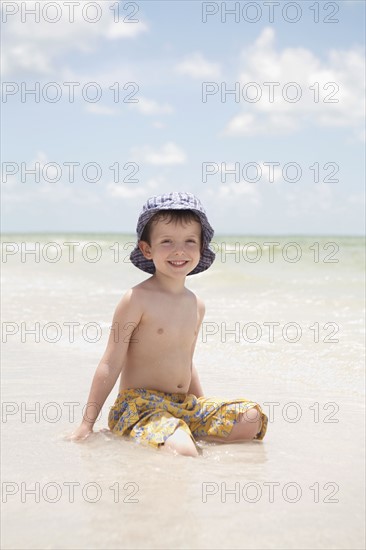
left=135, top=297, right=199, bottom=347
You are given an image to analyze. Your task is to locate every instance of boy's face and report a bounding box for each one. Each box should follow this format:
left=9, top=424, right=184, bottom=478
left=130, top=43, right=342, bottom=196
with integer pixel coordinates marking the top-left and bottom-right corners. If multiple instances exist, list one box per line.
left=139, top=217, right=202, bottom=276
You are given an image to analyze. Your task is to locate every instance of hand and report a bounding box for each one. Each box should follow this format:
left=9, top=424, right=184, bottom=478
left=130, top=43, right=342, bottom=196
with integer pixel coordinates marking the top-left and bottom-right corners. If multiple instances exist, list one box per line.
left=68, top=423, right=93, bottom=441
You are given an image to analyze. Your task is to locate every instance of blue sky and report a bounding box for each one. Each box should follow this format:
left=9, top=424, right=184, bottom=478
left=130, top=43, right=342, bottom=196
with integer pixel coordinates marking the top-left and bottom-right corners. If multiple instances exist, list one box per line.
left=1, top=0, right=365, bottom=235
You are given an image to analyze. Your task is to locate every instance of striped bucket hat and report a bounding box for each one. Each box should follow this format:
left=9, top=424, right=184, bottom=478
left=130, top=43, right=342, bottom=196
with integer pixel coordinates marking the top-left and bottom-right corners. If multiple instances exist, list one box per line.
left=130, top=192, right=215, bottom=275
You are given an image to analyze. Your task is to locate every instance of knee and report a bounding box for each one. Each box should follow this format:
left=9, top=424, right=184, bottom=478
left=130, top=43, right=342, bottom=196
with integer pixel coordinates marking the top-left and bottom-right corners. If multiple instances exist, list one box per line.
left=178, top=445, right=200, bottom=457
left=239, top=407, right=262, bottom=436
left=162, top=440, right=199, bottom=457
left=243, top=407, right=261, bottom=423
left=161, top=430, right=200, bottom=457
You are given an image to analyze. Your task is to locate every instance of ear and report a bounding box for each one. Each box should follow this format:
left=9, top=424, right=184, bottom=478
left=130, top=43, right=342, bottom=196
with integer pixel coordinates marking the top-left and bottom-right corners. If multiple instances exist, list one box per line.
left=138, top=240, right=152, bottom=260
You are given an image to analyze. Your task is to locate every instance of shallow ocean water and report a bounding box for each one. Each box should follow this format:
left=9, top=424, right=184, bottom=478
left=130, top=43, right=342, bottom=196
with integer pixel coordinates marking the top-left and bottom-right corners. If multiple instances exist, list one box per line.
left=1, top=234, right=365, bottom=549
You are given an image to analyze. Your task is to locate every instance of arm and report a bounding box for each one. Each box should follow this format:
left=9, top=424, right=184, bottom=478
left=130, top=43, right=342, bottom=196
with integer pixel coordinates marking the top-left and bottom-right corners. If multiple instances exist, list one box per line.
left=187, top=297, right=205, bottom=398
left=188, top=363, right=204, bottom=398
left=71, top=289, right=142, bottom=440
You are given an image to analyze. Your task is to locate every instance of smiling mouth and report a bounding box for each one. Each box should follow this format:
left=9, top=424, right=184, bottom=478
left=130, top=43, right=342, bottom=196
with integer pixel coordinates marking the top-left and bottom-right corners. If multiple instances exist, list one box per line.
left=168, top=260, right=189, bottom=267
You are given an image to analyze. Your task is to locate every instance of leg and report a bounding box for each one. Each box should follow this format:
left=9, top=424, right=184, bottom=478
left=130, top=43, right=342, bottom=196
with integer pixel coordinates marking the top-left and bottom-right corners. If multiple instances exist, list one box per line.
left=199, top=406, right=263, bottom=443
left=225, top=407, right=262, bottom=441
left=160, top=428, right=200, bottom=457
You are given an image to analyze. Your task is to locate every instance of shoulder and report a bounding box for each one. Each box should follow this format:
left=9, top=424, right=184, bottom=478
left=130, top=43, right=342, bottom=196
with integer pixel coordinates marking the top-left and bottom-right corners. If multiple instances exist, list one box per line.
left=113, top=286, right=144, bottom=319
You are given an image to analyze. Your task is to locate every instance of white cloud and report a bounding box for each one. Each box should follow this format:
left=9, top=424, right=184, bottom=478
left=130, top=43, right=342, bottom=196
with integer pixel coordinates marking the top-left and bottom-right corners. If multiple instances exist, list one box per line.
left=258, top=161, right=284, bottom=184
left=214, top=182, right=262, bottom=206
left=224, top=28, right=365, bottom=139
left=106, top=21, right=148, bottom=40
left=224, top=112, right=298, bottom=136
left=217, top=160, right=283, bottom=185
left=106, top=177, right=161, bottom=199
left=58, top=65, right=139, bottom=92
left=1, top=1, right=148, bottom=76
left=130, top=142, right=187, bottom=166
left=106, top=184, right=147, bottom=199
left=131, top=97, right=173, bottom=116
left=4, top=44, right=52, bottom=75
left=175, top=52, right=221, bottom=79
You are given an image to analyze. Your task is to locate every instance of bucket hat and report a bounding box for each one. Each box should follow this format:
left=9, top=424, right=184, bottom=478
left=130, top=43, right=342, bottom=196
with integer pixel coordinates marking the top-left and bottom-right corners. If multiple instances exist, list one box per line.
left=130, top=192, right=215, bottom=275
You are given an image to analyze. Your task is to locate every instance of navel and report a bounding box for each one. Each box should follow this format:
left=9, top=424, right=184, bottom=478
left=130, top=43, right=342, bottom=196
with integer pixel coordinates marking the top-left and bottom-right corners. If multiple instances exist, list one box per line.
left=157, top=328, right=164, bottom=334
left=177, top=384, right=183, bottom=388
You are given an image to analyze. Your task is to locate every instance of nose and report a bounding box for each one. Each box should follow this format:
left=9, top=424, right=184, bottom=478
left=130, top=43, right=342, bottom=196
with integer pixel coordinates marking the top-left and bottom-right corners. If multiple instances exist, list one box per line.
left=173, top=242, right=186, bottom=255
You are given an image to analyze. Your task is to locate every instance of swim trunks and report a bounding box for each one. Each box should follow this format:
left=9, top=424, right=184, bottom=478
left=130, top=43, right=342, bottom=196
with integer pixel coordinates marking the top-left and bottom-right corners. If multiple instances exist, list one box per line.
left=108, top=388, right=268, bottom=449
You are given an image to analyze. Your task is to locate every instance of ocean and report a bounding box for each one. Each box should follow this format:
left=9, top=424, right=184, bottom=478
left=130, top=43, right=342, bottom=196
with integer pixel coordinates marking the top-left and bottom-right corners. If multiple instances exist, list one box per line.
left=1, top=233, right=365, bottom=549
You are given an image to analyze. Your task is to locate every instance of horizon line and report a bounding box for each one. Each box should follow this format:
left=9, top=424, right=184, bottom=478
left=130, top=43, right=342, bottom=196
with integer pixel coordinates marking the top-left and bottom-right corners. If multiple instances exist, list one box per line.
left=1, top=231, right=364, bottom=238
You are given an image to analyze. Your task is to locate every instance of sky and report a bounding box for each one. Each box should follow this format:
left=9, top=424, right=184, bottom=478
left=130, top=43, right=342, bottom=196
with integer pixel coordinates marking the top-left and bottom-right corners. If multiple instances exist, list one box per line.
left=1, top=0, right=365, bottom=235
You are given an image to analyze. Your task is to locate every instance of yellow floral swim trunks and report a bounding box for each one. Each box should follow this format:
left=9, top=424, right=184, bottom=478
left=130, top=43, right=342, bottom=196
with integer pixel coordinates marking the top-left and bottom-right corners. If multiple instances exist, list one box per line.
left=108, top=388, right=268, bottom=449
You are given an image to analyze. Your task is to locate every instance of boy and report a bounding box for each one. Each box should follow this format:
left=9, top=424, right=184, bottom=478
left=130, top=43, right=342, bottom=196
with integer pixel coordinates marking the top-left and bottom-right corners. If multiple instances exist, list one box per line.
left=71, top=192, right=268, bottom=456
